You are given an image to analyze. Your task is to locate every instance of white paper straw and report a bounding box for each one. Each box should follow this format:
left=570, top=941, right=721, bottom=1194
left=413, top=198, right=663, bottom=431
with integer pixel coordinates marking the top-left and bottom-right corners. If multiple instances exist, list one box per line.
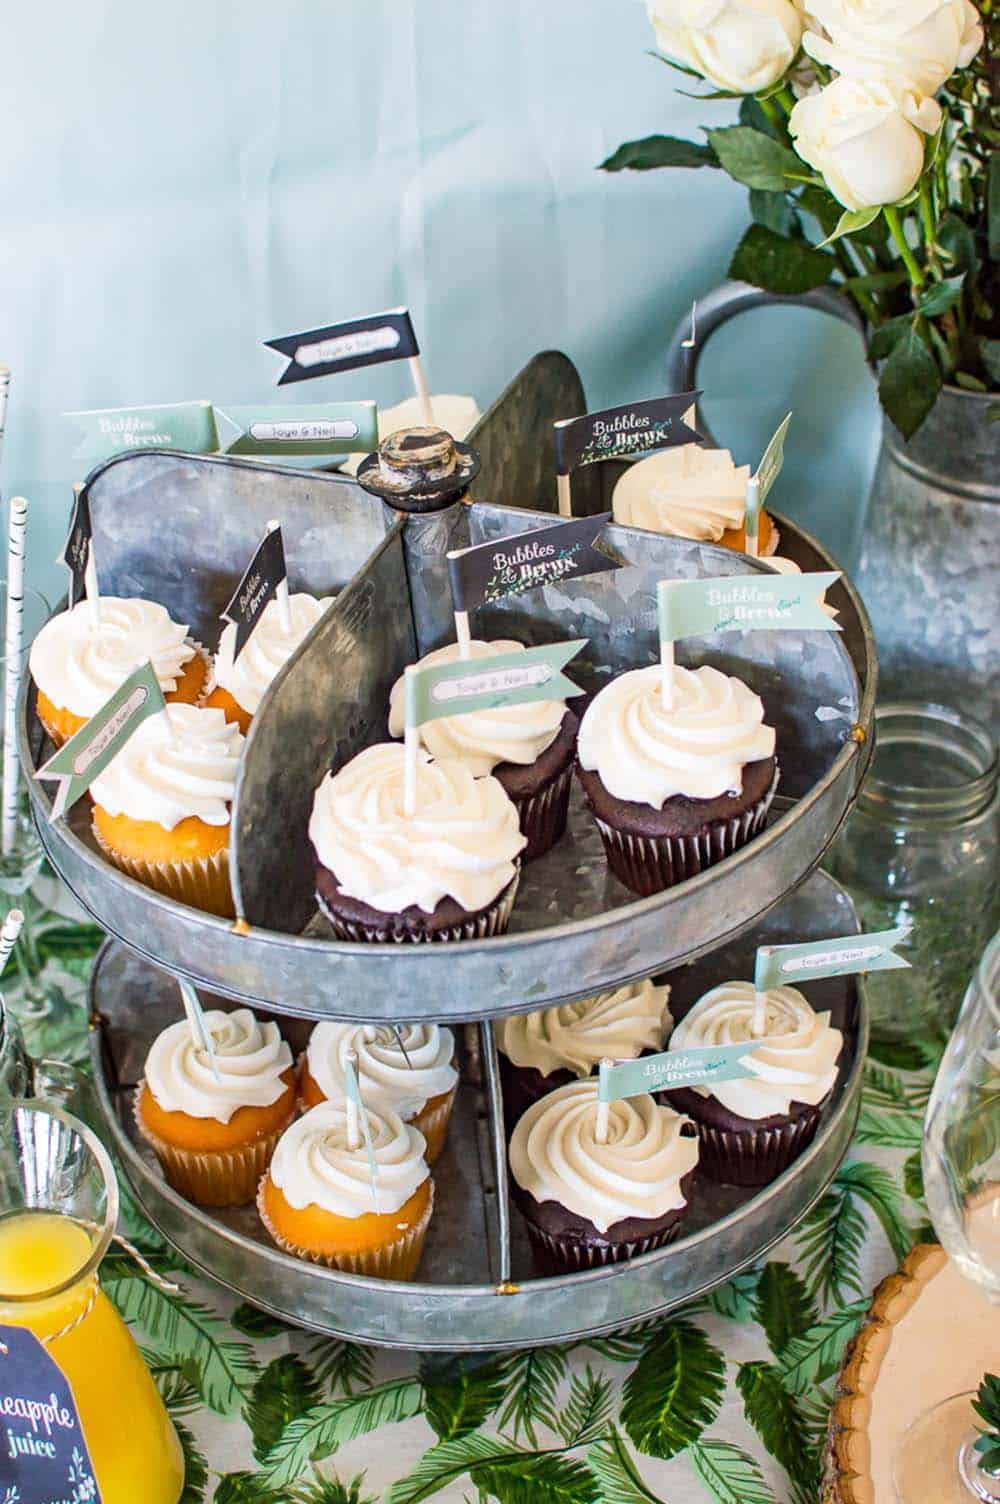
left=557, top=473, right=573, bottom=519
left=403, top=667, right=419, bottom=817
left=178, top=977, right=221, bottom=1082
left=266, top=517, right=292, bottom=633
left=751, top=987, right=768, bottom=1038
left=2, top=497, right=28, bottom=857
left=0, top=909, right=24, bottom=975
left=660, top=637, right=675, bottom=713
left=345, top=1047, right=361, bottom=1150
left=595, top=1058, right=613, bottom=1145
left=454, top=610, right=471, bottom=659
left=408, top=355, right=435, bottom=427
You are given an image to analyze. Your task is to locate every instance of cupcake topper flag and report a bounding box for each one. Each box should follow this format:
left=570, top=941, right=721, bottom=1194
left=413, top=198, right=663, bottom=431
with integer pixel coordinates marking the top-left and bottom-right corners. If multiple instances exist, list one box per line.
left=265, top=306, right=432, bottom=425
left=61, top=483, right=100, bottom=623
left=222, top=522, right=289, bottom=661
left=402, top=639, right=587, bottom=816
left=2, top=497, right=27, bottom=857
left=446, top=514, right=622, bottom=659
left=552, top=390, right=702, bottom=519
left=656, top=568, right=842, bottom=712
left=599, top=1038, right=765, bottom=1104
left=35, top=660, right=168, bottom=820
left=745, top=413, right=793, bottom=561
left=751, top=926, right=912, bottom=1037
left=177, top=977, right=221, bottom=1084
left=343, top=1047, right=381, bottom=1213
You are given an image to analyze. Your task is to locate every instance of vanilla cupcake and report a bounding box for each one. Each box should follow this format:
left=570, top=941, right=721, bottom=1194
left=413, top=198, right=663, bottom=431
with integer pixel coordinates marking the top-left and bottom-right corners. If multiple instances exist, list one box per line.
left=576, top=663, right=779, bottom=896
left=29, top=597, right=209, bottom=746
left=90, top=703, right=243, bottom=917
left=495, top=978, right=672, bottom=1125
left=203, top=592, right=333, bottom=735
left=612, top=444, right=779, bottom=557
left=665, top=981, right=843, bottom=1186
left=388, top=639, right=578, bottom=861
left=135, top=1008, right=296, bottom=1206
left=300, top=1022, right=458, bottom=1163
left=257, top=1100, right=433, bottom=1280
left=509, top=1078, right=699, bottom=1271
left=309, top=743, right=526, bottom=943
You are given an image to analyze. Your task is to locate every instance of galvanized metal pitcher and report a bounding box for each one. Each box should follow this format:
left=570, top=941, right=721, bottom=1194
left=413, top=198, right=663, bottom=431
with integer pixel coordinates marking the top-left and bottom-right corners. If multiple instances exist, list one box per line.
left=667, top=282, right=1000, bottom=723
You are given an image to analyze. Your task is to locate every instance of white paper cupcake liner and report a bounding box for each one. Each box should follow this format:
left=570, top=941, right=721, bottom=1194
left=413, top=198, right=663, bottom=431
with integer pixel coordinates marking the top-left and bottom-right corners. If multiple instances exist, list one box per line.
left=257, top=1176, right=434, bottom=1281
left=92, top=819, right=235, bottom=918
left=413, top=1086, right=458, bottom=1165
left=133, top=1087, right=291, bottom=1206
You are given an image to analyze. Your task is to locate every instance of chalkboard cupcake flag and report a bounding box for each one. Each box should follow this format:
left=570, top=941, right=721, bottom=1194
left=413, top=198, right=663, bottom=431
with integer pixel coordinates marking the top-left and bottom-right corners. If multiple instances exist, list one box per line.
left=552, top=389, right=702, bottom=518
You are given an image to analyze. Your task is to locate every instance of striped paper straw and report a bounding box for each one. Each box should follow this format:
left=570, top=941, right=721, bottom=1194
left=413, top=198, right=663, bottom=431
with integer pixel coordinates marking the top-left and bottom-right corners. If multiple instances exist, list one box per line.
left=2, top=497, right=28, bottom=855
left=0, top=908, right=24, bottom=975
left=0, top=367, right=10, bottom=467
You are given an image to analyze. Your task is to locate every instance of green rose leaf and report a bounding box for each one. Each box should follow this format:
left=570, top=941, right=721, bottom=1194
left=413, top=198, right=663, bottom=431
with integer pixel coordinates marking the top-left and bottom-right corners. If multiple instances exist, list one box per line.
left=246, top=1354, right=323, bottom=1464
left=879, top=323, right=943, bottom=440
left=736, top=1362, right=821, bottom=1498
left=740, top=96, right=783, bottom=143
left=621, top=1318, right=726, bottom=1459
left=989, top=152, right=1000, bottom=261
left=753, top=1262, right=818, bottom=1358
left=778, top=1300, right=869, bottom=1396
left=919, top=274, right=965, bottom=318
left=729, top=225, right=835, bottom=295
left=749, top=189, right=798, bottom=238
left=600, top=136, right=718, bottom=172
left=817, top=206, right=880, bottom=249
left=420, top=1354, right=507, bottom=1442
left=939, top=213, right=979, bottom=277
left=688, top=1438, right=779, bottom=1504
left=707, top=126, right=802, bottom=192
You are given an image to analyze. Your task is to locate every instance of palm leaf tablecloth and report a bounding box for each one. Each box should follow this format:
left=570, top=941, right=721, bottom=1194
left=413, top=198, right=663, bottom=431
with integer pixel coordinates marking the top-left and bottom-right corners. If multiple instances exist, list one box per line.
left=6, top=885, right=945, bottom=1504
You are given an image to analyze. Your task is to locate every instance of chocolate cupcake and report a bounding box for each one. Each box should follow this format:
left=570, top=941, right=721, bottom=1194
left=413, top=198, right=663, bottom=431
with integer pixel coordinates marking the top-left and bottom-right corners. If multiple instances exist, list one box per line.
left=663, top=981, right=843, bottom=1186
left=508, top=1078, right=699, bottom=1273
left=309, top=743, right=525, bottom=944
left=388, top=639, right=579, bottom=861
left=494, top=976, right=672, bottom=1126
left=576, top=663, right=779, bottom=896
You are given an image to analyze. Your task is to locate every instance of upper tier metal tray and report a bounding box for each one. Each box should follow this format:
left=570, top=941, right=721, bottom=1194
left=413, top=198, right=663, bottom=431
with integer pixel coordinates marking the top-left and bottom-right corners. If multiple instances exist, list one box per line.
left=89, top=870, right=866, bottom=1350
left=22, top=353, right=876, bottom=1021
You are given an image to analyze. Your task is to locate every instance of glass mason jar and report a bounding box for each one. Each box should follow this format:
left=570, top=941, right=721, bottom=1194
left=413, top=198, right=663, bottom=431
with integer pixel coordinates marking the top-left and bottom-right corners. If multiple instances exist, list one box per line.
left=826, top=702, right=1000, bottom=1039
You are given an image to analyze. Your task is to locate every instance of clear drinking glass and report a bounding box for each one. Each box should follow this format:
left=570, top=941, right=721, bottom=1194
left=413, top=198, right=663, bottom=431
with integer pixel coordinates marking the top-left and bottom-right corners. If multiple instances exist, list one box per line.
left=894, top=928, right=1000, bottom=1501
left=0, top=1100, right=185, bottom=1503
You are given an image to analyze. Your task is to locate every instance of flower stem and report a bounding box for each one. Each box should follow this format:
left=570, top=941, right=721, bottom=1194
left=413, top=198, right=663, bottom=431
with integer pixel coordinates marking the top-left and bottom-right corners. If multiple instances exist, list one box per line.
left=775, top=85, right=797, bottom=117
left=919, top=179, right=944, bottom=280
left=884, top=205, right=925, bottom=300
left=758, top=96, right=787, bottom=137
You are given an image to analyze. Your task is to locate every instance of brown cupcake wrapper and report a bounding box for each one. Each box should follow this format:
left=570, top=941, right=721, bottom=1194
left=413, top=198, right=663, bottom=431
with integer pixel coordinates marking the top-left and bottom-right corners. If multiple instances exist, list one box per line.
left=594, top=767, right=779, bottom=897
left=523, top=1214, right=686, bottom=1273
left=685, top=1105, right=822, bottom=1187
left=92, top=820, right=235, bottom=918
left=133, top=1087, right=292, bottom=1207
left=413, top=1087, right=457, bottom=1166
left=318, top=869, right=520, bottom=944
left=511, top=759, right=574, bottom=863
left=257, top=1176, right=434, bottom=1281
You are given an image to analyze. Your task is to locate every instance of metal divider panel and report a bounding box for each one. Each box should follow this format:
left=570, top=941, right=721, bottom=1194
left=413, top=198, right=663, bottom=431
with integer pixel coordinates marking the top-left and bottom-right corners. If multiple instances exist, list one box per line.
left=81, top=449, right=389, bottom=649
left=232, top=522, right=416, bottom=933
left=465, top=503, right=861, bottom=800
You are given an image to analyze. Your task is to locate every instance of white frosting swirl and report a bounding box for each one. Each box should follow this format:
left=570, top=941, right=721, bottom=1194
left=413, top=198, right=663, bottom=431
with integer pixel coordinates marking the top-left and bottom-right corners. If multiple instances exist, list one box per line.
left=269, top=1099, right=429, bottom=1217
left=578, top=664, right=775, bottom=806
left=509, top=1079, right=698, bottom=1232
left=213, top=593, right=333, bottom=714
left=306, top=1022, right=457, bottom=1121
left=612, top=445, right=751, bottom=542
left=144, top=1008, right=292, bottom=1123
left=90, top=703, right=244, bottom=828
left=30, top=598, right=197, bottom=715
left=309, top=743, right=525, bottom=914
left=495, top=979, right=672, bottom=1079
left=669, top=981, right=843, bottom=1119
left=388, top=640, right=566, bottom=774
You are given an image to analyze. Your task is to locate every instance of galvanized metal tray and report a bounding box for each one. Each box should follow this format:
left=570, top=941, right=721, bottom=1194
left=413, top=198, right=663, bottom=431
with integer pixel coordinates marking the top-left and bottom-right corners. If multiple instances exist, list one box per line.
left=89, top=870, right=866, bottom=1350
left=23, top=352, right=875, bottom=1021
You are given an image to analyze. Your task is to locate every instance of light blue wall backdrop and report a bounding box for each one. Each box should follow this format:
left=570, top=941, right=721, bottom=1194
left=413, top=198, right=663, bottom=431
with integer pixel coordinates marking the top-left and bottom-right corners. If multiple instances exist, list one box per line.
left=1, top=0, right=880, bottom=605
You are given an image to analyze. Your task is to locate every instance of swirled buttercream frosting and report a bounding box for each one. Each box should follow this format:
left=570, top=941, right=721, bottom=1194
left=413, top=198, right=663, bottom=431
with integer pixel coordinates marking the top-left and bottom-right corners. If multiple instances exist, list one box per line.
left=388, top=640, right=566, bottom=774
left=669, top=981, right=843, bottom=1119
left=495, top=979, right=672, bottom=1079
left=213, top=592, right=332, bottom=715
left=309, top=743, right=525, bottom=914
left=90, top=703, right=243, bottom=828
left=306, top=1022, right=457, bottom=1121
left=578, top=664, right=775, bottom=807
left=29, top=597, right=197, bottom=715
left=612, top=445, right=751, bottom=542
left=269, top=1100, right=429, bottom=1217
left=144, top=1008, right=292, bottom=1123
left=509, top=1079, right=698, bottom=1232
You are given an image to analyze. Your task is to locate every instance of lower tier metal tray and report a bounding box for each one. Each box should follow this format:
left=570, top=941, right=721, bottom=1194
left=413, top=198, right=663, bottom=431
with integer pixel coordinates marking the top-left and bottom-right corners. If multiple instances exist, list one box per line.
left=90, top=870, right=866, bottom=1349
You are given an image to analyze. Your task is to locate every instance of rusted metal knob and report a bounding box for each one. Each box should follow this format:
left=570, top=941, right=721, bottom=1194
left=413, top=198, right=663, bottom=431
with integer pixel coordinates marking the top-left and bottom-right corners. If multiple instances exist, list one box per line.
left=356, top=426, right=480, bottom=512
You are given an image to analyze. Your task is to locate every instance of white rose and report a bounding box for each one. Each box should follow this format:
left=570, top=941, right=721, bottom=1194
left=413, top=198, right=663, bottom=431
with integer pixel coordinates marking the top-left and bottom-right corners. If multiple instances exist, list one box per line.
left=790, top=76, right=941, bottom=211
left=803, top=0, right=984, bottom=97
left=647, top=0, right=803, bottom=95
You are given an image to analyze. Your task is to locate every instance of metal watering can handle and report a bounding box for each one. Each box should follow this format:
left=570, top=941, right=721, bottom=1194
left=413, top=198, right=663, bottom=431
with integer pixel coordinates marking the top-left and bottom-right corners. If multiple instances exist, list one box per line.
left=664, top=280, right=865, bottom=444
